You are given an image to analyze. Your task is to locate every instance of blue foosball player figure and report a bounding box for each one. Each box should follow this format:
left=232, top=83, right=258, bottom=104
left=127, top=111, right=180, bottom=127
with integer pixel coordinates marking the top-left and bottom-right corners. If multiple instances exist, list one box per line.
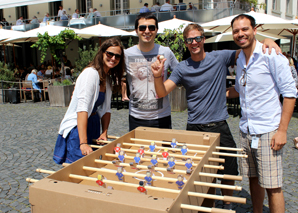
left=171, top=138, right=177, bottom=148
left=134, top=152, right=141, bottom=164
left=115, top=167, right=124, bottom=181
left=185, top=158, right=193, bottom=174
left=149, top=141, right=156, bottom=152
left=150, top=155, right=158, bottom=166
left=144, top=171, right=153, bottom=186
left=176, top=175, right=185, bottom=190
left=181, top=144, right=188, bottom=155
left=118, top=150, right=125, bottom=162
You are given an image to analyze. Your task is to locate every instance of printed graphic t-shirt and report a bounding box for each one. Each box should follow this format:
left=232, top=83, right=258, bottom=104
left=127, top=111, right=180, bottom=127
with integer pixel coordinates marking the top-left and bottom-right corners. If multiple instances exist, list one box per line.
left=125, top=44, right=178, bottom=120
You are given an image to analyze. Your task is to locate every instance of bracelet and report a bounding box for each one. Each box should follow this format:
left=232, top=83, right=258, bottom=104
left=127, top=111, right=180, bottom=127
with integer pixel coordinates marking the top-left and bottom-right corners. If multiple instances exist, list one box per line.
left=80, top=143, right=88, bottom=146
left=154, top=75, right=162, bottom=78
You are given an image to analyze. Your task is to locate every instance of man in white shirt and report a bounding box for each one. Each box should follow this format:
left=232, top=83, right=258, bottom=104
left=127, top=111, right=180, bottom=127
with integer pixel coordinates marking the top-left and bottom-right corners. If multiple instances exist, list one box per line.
left=16, top=16, right=23, bottom=25
left=57, top=5, right=66, bottom=19
left=30, top=16, right=39, bottom=24
left=151, top=2, right=160, bottom=12
left=72, top=9, right=79, bottom=18
left=227, top=14, right=296, bottom=213
left=93, top=8, right=101, bottom=17
left=160, top=0, right=173, bottom=11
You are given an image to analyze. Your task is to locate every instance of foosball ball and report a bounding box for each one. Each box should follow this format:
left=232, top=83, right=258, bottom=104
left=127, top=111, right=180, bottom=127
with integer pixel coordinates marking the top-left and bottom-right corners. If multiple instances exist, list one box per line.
left=26, top=127, right=247, bottom=213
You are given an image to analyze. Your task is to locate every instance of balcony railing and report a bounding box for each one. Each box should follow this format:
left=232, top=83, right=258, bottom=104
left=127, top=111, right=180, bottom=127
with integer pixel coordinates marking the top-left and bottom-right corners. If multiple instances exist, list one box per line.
left=2, top=1, right=249, bottom=32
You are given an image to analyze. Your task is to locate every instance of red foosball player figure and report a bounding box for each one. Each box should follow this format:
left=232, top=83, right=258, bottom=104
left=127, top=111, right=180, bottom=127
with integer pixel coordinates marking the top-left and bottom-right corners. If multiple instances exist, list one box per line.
left=138, top=146, right=145, bottom=157
left=96, top=175, right=105, bottom=188
left=162, top=149, right=169, bottom=160
left=137, top=181, right=147, bottom=194
left=114, top=143, right=121, bottom=155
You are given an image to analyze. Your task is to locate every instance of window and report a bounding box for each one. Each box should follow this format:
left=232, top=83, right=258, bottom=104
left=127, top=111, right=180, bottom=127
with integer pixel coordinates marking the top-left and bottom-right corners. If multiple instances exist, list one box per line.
left=111, top=0, right=129, bottom=15
left=286, top=0, right=292, bottom=14
left=76, top=0, right=86, bottom=14
left=49, top=1, right=62, bottom=17
left=272, top=0, right=280, bottom=11
left=15, top=6, right=28, bottom=20
left=0, top=9, right=3, bottom=21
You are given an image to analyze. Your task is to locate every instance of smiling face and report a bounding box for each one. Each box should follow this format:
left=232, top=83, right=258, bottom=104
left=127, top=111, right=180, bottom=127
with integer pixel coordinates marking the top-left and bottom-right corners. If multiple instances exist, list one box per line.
left=103, top=46, right=122, bottom=73
left=136, top=18, right=157, bottom=45
left=232, top=17, right=257, bottom=50
left=185, top=29, right=205, bottom=59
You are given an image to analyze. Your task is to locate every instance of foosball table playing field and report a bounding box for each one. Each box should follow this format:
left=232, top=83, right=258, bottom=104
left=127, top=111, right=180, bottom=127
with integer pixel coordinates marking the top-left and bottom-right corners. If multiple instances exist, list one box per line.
left=26, top=127, right=247, bottom=213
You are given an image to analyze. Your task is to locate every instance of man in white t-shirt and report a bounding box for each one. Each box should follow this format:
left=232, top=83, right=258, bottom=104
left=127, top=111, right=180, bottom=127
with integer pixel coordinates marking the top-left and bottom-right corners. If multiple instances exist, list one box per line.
left=125, top=12, right=178, bottom=131
left=57, top=5, right=66, bottom=19
left=16, top=16, right=23, bottom=25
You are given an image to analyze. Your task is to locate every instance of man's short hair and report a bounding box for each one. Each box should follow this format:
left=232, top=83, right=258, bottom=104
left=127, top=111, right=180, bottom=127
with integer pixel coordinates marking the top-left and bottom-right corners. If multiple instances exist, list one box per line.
left=144, top=3, right=148, bottom=6
left=231, top=14, right=256, bottom=29
left=135, top=12, right=158, bottom=30
left=183, top=23, right=205, bottom=40
left=31, top=69, right=37, bottom=74
left=156, top=2, right=160, bottom=5
left=179, top=0, right=183, bottom=2
left=94, top=8, right=97, bottom=10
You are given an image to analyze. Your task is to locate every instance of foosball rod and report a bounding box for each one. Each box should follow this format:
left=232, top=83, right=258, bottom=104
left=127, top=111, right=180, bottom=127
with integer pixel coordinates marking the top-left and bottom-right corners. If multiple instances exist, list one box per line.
left=69, top=173, right=246, bottom=204
left=92, top=144, right=247, bottom=159
left=26, top=178, right=39, bottom=183
left=104, top=152, right=225, bottom=164
left=102, top=153, right=224, bottom=170
left=130, top=138, right=244, bottom=152
left=120, top=142, right=247, bottom=158
left=82, top=166, right=242, bottom=191
left=94, top=160, right=242, bottom=181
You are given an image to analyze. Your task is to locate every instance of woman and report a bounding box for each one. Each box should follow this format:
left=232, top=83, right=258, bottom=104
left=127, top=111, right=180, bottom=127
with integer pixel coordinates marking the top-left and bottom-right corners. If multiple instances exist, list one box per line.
left=53, top=38, right=125, bottom=164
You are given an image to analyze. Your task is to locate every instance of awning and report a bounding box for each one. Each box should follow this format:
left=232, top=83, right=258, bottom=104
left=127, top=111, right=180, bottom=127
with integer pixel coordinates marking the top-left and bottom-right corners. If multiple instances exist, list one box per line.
left=0, top=0, right=61, bottom=9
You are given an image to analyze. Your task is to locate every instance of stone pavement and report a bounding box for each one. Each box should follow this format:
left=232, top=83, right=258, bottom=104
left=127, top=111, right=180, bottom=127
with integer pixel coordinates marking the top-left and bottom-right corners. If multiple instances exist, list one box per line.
left=0, top=102, right=297, bottom=213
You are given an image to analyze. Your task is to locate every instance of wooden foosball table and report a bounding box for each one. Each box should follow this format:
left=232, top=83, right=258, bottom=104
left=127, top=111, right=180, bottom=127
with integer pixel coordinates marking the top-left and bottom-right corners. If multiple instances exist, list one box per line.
left=27, top=127, right=246, bottom=213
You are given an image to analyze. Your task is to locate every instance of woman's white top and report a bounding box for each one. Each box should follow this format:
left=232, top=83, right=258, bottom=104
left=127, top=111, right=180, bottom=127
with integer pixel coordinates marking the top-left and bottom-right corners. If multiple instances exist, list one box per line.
left=58, top=67, right=112, bottom=138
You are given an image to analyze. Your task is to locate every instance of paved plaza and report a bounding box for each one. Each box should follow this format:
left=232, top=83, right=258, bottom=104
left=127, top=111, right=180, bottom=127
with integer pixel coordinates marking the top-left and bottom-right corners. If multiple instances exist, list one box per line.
left=0, top=102, right=297, bottom=213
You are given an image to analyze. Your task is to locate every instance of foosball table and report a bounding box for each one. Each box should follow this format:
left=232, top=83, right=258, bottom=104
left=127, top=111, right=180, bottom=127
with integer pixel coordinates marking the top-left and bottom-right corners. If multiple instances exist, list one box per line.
left=26, top=127, right=247, bottom=213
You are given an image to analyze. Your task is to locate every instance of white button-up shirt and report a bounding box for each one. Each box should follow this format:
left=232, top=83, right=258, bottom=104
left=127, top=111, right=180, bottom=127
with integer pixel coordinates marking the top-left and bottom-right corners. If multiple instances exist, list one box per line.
left=235, top=40, right=296, bottom=135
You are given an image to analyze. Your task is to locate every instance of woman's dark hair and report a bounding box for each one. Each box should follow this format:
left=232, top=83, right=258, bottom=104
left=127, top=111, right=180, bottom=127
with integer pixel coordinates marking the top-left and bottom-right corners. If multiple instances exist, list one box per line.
left=87, top=37, right=125, bottom=93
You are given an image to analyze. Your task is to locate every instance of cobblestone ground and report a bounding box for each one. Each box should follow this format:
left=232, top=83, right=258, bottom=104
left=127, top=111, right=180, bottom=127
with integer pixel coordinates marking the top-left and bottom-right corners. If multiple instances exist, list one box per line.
left=0, top=102, right=297, bottom=213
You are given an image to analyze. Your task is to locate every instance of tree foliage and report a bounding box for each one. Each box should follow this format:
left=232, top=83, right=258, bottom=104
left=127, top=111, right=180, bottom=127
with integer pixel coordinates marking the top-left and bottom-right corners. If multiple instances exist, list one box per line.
left=154, top=24, right=186, bottom=62
left=31, top=29, right=82, bottom=64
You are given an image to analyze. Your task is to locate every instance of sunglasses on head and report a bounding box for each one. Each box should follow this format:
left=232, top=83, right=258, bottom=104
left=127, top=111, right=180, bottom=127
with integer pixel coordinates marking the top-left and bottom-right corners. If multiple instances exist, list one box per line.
left=138, top=25, right=156, bottom=32
left=185, top=36, right=204, bottom=44
left=105, top=51, right=121, bottom=60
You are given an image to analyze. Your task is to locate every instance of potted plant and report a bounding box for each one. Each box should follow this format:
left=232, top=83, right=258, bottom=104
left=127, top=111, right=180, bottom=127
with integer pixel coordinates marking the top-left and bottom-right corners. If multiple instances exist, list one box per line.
left=0, top=62, right=19, bottom=103
left=48, top=79, right=74, bottom=107
left=155, top=25, right=187, bottom=112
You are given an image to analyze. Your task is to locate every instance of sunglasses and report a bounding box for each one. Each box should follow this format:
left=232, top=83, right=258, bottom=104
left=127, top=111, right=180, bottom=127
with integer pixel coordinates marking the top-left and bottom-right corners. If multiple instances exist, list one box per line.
left=185, top=36, right=204, bottom=44
left=240, top=68, right=247, bottom=86
left=138, top=25, right=156, bottom=32
left=105, top=51, right=121, bottom=60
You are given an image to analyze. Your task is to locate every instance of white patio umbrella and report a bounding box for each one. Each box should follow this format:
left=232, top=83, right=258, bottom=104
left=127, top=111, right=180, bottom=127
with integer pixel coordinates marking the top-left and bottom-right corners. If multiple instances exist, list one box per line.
left=0, top=29, right=24, bottom=42
left=77, top=23, right=132, bottom=38
left=3, top=25, right=81, bottom=43
left=260, top=19, right=298, bottom=56
left=205, top=31, right=286, bottom=44
left=201, top=11, right=296, bottom=33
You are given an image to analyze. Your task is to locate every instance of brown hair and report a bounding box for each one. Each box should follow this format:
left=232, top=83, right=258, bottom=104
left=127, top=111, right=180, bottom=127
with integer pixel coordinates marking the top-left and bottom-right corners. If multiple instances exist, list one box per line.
left=87, top=38, right=125, bottom=93
left=183, top=23, right=205, bottom=40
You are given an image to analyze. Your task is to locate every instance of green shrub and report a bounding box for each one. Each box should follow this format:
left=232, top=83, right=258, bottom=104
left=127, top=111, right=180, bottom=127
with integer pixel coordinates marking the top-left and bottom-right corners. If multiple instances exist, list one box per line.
left=0, top=62, right=16, bottom=89
left=53, top=79, right=73, bottom=86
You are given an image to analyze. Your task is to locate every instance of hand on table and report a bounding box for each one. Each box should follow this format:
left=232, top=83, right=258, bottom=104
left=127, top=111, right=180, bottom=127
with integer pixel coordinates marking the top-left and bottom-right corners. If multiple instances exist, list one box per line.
left=80, top=143, right=93, bottom=156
